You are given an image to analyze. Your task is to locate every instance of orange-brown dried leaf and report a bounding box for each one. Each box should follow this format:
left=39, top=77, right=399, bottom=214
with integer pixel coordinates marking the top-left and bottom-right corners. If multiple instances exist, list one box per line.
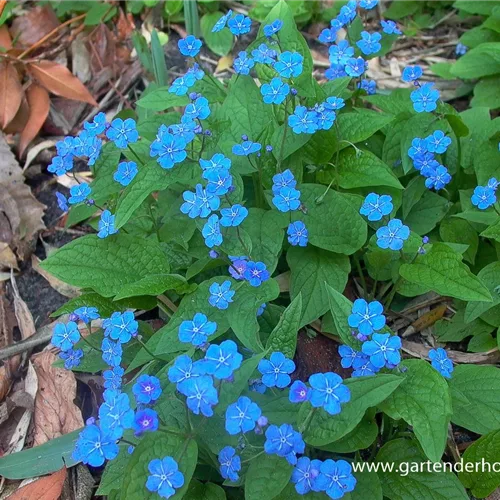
left=2, top=96, right=29, bottom=135
left=412, top=304, right=448, bottom=332
left=0, top=25, right=12, bottom=50
left=31, top=351, right=83, bottom=446
left=9, top=5, right=60, bottom=48
left=9, top=467, right=66, bottom=500
left=0, top=62, right=23, bottom=129
left=19, top=84, right=50, bottom=157
left=28, top=61, right=98, bottom=106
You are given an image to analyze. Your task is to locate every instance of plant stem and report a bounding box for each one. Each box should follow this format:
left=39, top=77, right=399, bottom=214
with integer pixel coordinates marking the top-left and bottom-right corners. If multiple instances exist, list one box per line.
left=353, top=254, right=368, bottom=298
left=298, top=407, right=317, bottom=435
left=136, top=336, right=162, bottom=361
left=276, top=100, right=290, bottom=173
left=241, top=450, right=265, bottom=464
left=127, top=144, right=144, bottom=166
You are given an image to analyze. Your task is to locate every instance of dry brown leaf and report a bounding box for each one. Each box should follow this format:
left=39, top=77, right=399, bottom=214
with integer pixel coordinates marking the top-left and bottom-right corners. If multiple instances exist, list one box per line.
left=8, top=467, right=66, bottom=500
left=88, top=24, right=116, bottom=75
left=28, top=61, right=98, bottom=107
left=71, top=33, right=91, bottom=85
left=23, top=139, right=58, bottom=172
left=10, top=274, right=36, bottom=341
left=0, top=242, right=17, bottom=270
left=2, top=96, right=29, bottom=135
left=31, top=255, right=79, bottom=298
left=19, top=84, right=51, bottom=157
left=0, top=62, right=23, bottom=129
left=0, top=25, right=12, bottom=51
left=215, top=55, right=234, bottom=73
left=32, top=350, right=83, bottom=446
left=9, top=5, right=60, bottom=48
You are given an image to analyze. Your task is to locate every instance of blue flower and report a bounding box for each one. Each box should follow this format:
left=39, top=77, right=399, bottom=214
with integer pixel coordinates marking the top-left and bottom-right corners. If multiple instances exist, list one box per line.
left=292, top=457, right=322, bottom=495
left=233, top=51, right=255, bottom=75
left=243, top=261, right=270, bottom=287
left=413, top=151, right=439, bottom=172
left=84, top=112, right=106, bottom=136
left=359, top=193, right=393, bottom=221
left=202, top=339, right=242, bottom=379
left=225, top=396, right=262, bottom=434
left=104, top=311, right=138, bottom=343
left=358, top=79, right=376, bottom=95
left=314, top=103, right=336, bottom=130
left=205, top=169, right=232, bottom=196
left=168, top=354, right=204, bottom=386
left=402, top=65, right=423, bottom=82
left=97, top=210, right=118, bottom=239
left=200, top=153, right=231, bottom=175
left=101, top=338, right=122, bottom=367
left=352, top=353, right=380, bottom=377
left=328, top=40, right=354, bottom=65
left=429, top=347, right=453, bottom=378
left=471, top=186, right=496, bottom=210
left=212, top=10, right=232, bottom=32
left=55, top=192, right=68, bottom=211
left=325, top=96, right=345, bottom=111
left=179, top=375, right=218, bottom=416
left=319, top=28, right=337, bottom=44
left=103, top=366, right=124, bottom=390
left=249, top=380, right=267, bottom=393
left=72, top=424, right=118, bottom=467
left=168, top=73, right=196, bottom=96
left=252, top=43, right=277, bottom=64
left=220, top=204, right=248, bottom=227
left=273, top=186, right=301, bottom=212
left=169, top=116, right=197, bottom=143
left=356, top=31, right=382, bottom=55
left=258, top=351, right=295, bottom=388
left=146, top=457, right=184, bottom=498
left=178, top=35, right=202, bottom=57
left=488, top=177, right=500, bottom=190
left=381, top=19, right=402, bottom=35
left=218, top=446, right=241, bottom=482
left=105, top=118, right=139, bottom=149
left=289, top=380, right=310, bottom=403
left=287, top=221, right=308, bottom=246
left=257, top=303, right=267, bottom=316
left=181, top=184, right=220, bottom=219
left=68, top=184, right=91, bottom=204
left=133, top=408, right=159, bottom=435
left=74, top=306, right=99, bottom=323
left=408, top=137, right=429, bottom=159
left=178, top=313, right=217, bottom=346
left=52, top=321, right=80, bottom=351
left=338, top=345, right=362, bottom=369
left=84, top=136, right=102, bottom=166
left=232, top=140, right=262, bottom=156
left=360, top=0, right=379, bottom=9
left=316, top=459, right=356, bottom=499
left=184, top=96, right=211, bottom=120
left=208, top=281, right=235, bottom=310
left=56, top=136, right=75, bottom=157
left=272, top=169, right=297, bottom=194
left=133, top=374, right=162, bottom=404
left=288, top=106, right=319, bottom=135
left=362, top=333, right=402, bottom=368
left=345, top=56, right=366, bottom=77
left=376, top=218, right=410, bottom=251
left=325, top=64, right=347, bottom=80
left=261, top=77, right=290, bottom=105
left=308, top=372, right=350, bottom=415
left=264, top=424, right=305, bottom=464
left=423, top=164, right=451, bottom=191
left=456, top=42, right=468, bottom=56
left=411, top=82, right=439, bottom=113
left=274, top=51, right=303, bottom=78
left=59, top=348, right=83, bottom=369
left=202, top=214, right=223, bottom=248
left=187, top=63, right=205, bottom=81
left=338, top=0, right=357, bottom=23
left=229, top=258, right=248, bottom=280
left=426, top=130, right=451, bottom=154
left=228, top=13, right=251, bottom=35
left=264, top=19, right=283, bottom=38
left=99, top=389, right=134, bottom=439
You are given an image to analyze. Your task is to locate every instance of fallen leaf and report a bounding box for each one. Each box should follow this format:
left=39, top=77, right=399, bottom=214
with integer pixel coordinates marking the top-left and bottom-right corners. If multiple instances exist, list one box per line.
left=32, top=350, right=83, bottom=446
left=0, top=61, right=23, bottom=129
left=412, top=304, right=448, bottom=332
left=23, top=139, right=58, bottom=173
left=0, top=25, right=12, bottom=50
left=0, top=242, right=17, bottom=270
left=116, top=8, right=135, bottom=41
left=88, top=23, right=116, bottom=75
left=31, top=255, right=80, bottom=298
left=9, top=5, right=60, bottom=48
left=28, top=61, right=98, bottom=106
left=9, top=466, right=66, bottom=500
left=215, top=55, right=234, bottom=73
left=2, top=96, right=29, bottom=135
left=71, top=33, right=91, bottom=85
left=19, top=84, right=51, bottom=157
left=10, top=274, right=36, bottom=341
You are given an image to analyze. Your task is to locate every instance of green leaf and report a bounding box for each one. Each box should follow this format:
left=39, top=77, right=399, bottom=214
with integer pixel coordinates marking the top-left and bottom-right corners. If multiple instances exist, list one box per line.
left=481, top=218, right=500, bottom=243
left=136, top=88, right=189, bottom=110
left=51, top=292, right=124, bottom=318
left=298, top=374, right=403, bottom=446
left=472, top=76, right=500, bottom=109
left=399, top=243, right=492, bottom=302
left=40, top=234, right=170, bottom=298
left=121, top=432, right=197, bottom=499
left=266, top=293, right=302, bottom=358
left=364, top=89, right=414, bottom=115
left=451, top=43, right=500, bottom=79
left=468, top=331, right=496, bottom=352
left=84, top=2, right=116, bottom=25
left=113, top=274, right=187, bottom=300
left=200, top=12, right=233, bottom=56
left=400, top=114, right=437, bottom=174
left=287, top=246, right=350, bottom=328
left=435, top=307, right=494, bottom=342
left=0, top=429, right=80, bottom=480
left=449, top=364, right=500, bottom=434
left=465, top=262, right=500, bottom=323
left=185, top=481, right=227, bottom=499
left=325, top=284, right=361, bottom=350
left=459, top=429, right=500, bottom=498
left=405, top=191, right=450, bottom=235
left=97, top=446, right=130, bottom=495
left=382, top=116, right=410, bottom=169
left=335, top=149, right=403, bottom=190
left=402, top=176, right=426, bottom=219
left=375, top=438, right=468, bottom=500
left=348, top=470, right=383, bottom=500
left=299, top=184, right=367, bottom=255
left=380, top=359, right=452, bottom=462
left=337, top=109, right=395, bottom=148
left=439, top=218, right=478, bottom=264
left=454, top=0, right=496, bottom=14
left=245, top=453, right=293, bottom=500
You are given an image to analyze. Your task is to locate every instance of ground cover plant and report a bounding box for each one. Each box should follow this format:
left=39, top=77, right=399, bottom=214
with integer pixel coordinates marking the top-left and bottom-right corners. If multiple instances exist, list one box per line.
left=1, top=1, right=500, bottom=499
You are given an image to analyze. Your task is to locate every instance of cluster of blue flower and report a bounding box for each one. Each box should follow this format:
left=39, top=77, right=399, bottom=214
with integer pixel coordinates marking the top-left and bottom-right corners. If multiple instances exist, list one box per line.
left=407, top=129, right=452, bottom=191
left=401, top=64, right=440, bottom=113
left=471, top=177, right=499, bottom=210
